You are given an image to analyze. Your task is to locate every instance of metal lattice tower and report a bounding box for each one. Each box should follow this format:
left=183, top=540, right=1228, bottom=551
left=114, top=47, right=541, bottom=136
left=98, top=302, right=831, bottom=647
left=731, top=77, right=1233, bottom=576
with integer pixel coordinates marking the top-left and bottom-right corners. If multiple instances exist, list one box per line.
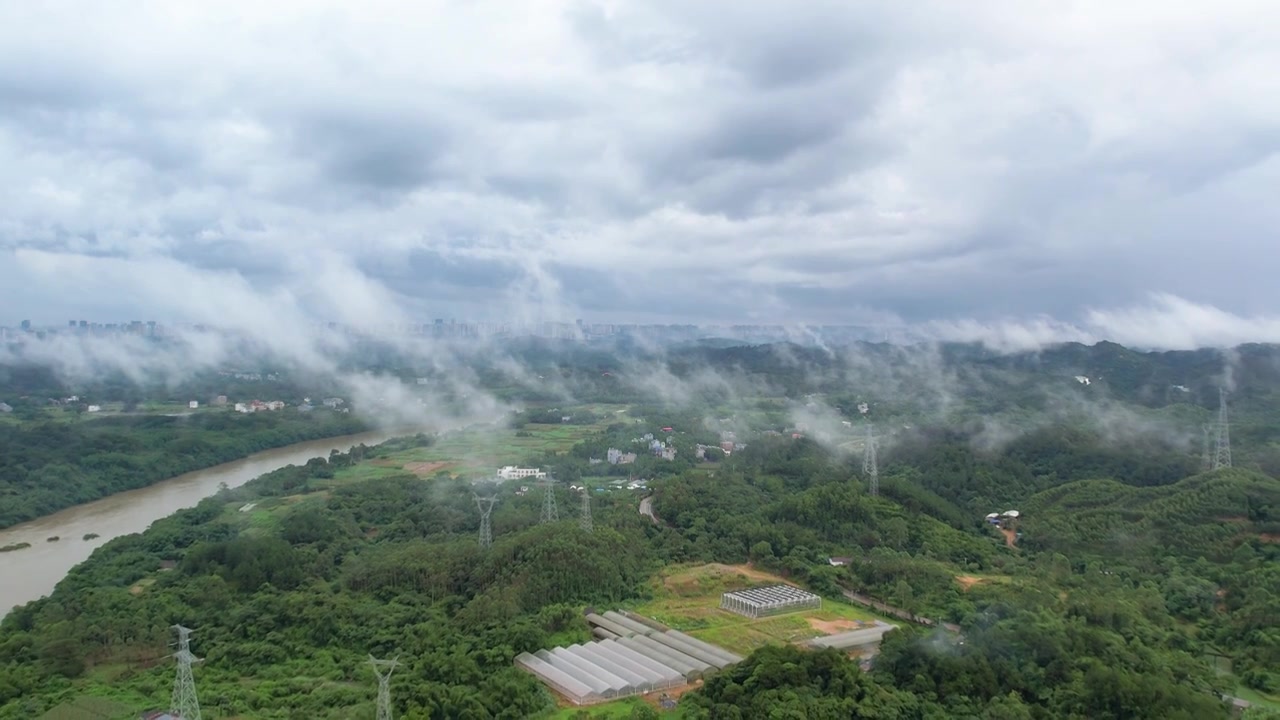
left=1213, top=387, right=1232, bottom=470
left=475, top=495, right=497, bottom=548
left=579, top=487, right=593, bottom=533
left=1201, top=424, right=1213, bottom=472
left=862, top=422, right=879, bottom=496
left=368, top=655, right=398, bottom=720
left=169, top=625, right=202, bottom=720
left=540, top=479, right=559, bottom=523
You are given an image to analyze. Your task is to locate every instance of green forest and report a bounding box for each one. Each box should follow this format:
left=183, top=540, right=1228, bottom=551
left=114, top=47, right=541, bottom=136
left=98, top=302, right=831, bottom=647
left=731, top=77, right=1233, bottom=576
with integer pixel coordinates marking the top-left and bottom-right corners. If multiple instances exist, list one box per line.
left=2, top=399, right=1278, bottom=719
left=2, top=340, right=1280, bottom=718
left=0, top=411, right=368, bottom=529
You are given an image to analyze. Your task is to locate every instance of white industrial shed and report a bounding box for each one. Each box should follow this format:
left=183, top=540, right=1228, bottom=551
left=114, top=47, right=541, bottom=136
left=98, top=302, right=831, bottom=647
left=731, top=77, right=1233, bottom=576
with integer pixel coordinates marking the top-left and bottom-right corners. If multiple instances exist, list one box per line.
left=720, top=584, right=822, bottom=619
left=806, top=622, right=897, bottom=652
left=517, top=610, right=744, bottom=705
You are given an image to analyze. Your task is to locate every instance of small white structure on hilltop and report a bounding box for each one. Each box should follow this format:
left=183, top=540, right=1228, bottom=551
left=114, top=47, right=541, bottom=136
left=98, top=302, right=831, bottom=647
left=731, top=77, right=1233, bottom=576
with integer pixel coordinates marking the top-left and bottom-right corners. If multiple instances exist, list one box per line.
left=188, top=400, right=199, bottom=409
left=720, top=585, right=821, bottom=619
left=497, top=466, right=547, bottom=480
left=1074, top=376, right=1091, bottom=386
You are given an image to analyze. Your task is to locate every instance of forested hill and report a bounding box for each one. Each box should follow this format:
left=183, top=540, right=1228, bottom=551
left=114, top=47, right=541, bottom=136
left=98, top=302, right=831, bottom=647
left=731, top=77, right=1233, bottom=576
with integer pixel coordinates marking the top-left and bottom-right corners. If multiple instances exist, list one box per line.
left=4, top=412, right=1278, bottom=718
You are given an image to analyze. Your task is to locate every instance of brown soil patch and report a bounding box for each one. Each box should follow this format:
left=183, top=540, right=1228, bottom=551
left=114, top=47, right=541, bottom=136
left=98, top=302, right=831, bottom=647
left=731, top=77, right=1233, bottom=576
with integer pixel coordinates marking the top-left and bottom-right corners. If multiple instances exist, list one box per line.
left=1260, top=533, right=1280, bottom=543
left=955, top=575, right=985, bottom=590
left=999, top=528, right=1017, bottom=547
left=403, top=461, right=451, bottom=477
left=726, top=563, right=784, bottom=582
left=806, top=618, right=861, bottom=634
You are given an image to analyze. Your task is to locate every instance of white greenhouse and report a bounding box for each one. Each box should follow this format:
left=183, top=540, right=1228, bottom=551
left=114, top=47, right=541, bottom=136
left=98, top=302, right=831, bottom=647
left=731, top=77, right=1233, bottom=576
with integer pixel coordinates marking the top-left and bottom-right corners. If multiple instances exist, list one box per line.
left=719, top=584, right=822, bottom=619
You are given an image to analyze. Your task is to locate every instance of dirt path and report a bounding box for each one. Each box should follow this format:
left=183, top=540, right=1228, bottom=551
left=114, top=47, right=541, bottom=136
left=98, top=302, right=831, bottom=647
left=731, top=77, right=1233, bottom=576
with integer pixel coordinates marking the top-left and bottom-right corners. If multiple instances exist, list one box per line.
left=955, top=575, right=985, bottom=591
left=999, top=527, right=1017, bottom=547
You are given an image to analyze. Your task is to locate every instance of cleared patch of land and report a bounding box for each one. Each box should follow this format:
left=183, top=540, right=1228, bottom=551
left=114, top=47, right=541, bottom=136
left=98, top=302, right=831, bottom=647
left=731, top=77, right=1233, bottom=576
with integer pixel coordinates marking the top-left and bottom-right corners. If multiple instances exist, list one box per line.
left=401, top=460, right=453, bottom=476
left=626, top=563, right=882, bottom=657
left=331, top=406, right=626, bottom=483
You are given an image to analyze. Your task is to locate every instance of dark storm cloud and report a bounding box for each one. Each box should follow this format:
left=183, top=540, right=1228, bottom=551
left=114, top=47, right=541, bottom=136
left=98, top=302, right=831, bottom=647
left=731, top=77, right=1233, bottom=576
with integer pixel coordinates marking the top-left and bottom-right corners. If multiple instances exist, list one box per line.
left=2, top=0, right=1280, bottom=350
left=288, top=108, right=453, bottom=192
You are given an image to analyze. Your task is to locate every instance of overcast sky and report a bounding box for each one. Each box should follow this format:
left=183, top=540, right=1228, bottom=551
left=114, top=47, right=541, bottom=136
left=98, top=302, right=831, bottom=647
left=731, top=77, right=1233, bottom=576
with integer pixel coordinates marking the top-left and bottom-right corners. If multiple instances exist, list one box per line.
left=1, top=1, right=1279, bottom=348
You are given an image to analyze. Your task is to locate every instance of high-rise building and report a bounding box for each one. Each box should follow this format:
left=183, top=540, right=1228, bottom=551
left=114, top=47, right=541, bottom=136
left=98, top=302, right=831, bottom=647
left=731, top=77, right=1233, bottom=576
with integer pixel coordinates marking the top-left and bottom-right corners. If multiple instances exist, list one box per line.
left=19, top=320, right=30, bottom=331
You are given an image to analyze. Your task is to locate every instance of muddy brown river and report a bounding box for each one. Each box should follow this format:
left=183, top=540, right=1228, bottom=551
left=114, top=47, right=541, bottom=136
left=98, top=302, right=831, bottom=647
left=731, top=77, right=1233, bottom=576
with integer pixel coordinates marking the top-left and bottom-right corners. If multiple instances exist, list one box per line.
left=0, top=429, right=409, bottom=617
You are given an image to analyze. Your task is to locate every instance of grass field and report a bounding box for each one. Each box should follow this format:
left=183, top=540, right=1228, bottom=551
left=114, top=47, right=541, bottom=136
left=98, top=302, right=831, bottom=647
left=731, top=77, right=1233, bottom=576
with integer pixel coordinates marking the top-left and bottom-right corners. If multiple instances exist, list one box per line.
left=330, top=406, right=627, bottom=483
left=624, top=563, right=883, bottom=657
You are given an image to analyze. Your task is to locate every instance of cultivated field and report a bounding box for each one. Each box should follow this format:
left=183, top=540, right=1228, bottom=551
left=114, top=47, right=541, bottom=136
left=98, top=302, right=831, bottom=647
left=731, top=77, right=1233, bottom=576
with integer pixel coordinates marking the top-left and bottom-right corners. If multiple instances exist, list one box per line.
left=331, top=405, right=627, bottom=482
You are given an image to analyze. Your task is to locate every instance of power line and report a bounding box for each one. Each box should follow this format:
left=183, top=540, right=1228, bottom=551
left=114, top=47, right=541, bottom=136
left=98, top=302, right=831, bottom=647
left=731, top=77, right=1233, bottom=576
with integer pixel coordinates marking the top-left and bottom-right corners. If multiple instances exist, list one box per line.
left=474, top=495, right=497, bottom=548
left=1213, top=387, right=1232, bottom=470
left=862, top=421, right=879, bottom=496
left=540, top=478, right=559, bottom=523
left=169, top=625, right=202, bottom=720
left=579, top=486, right=593, bottom=533
left=368, top=655, right=399, bottom=720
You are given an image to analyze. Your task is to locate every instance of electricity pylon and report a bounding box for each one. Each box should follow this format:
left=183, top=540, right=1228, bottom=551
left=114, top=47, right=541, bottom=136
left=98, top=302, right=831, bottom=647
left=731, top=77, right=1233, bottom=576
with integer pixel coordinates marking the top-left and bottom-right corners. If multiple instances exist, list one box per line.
left=579, top=487, right=593, bottom=533
left=1213, top=387, right=1232, bottom=470
left=540, top=479, right=559, bottom=523
left=1201, top=424, right=1213, bottom=472
left=169, top=625, right=202, bottom=720
left=862, top=422, right=879, bottom=496
left=368, top=655, right=398, bottom=720
left=475, top=495, right=497, bottom=548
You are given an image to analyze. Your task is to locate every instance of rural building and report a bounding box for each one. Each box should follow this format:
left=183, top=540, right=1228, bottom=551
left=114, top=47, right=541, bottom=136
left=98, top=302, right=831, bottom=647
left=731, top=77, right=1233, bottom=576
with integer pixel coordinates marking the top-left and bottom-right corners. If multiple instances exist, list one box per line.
left=497, top=466, right=547, bottom=480
left=188, top=400, right=199, bottom=409
left=607, top=448, right=637, bottom=465
left=86, top=405, right=101, bottom=413
left=720, top=584, right=822, bottom=619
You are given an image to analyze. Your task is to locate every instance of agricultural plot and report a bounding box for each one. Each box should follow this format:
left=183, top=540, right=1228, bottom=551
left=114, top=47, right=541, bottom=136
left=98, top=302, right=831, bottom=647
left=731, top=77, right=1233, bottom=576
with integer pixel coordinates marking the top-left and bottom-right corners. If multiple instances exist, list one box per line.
left=330, top=406, right=626, bottom=483
left=626, top=563, right=881, bottom=657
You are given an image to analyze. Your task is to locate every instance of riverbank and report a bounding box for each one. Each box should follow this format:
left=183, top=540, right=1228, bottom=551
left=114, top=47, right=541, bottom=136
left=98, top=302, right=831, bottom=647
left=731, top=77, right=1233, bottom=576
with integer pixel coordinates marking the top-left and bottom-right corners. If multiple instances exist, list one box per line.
left=0, top=428, right=414, bottom=616
left=0, top=410, right=371, bottom=530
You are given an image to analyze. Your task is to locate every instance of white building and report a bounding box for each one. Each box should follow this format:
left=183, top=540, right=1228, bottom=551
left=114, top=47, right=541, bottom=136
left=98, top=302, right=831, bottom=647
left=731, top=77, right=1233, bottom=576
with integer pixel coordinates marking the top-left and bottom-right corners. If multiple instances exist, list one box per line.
left=87, top=405, right=101, bottom=413
left=188, top=401, right=199, bottom=409
left=234, top=402, right=249, bottom=413
left=497, top=466, right=547, bottom=480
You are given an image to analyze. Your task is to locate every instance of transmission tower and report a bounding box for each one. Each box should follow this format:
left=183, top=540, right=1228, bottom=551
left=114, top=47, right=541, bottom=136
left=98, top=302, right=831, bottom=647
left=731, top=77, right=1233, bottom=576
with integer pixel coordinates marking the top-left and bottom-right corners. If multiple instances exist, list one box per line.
left=169, top=625, right=202, bottom=720
left=579, top=487, right=593, bottom=533
left=474, top=495, right=497, bottom=548
left=368, top=655, right=398, bottom=720
left=862, top=422, right=879, bottom=496
left=1213, top=387, right=1232, bottom=470
left=540, top=478, right=559, bottom=523
left=1201, top=424, right=1213, bottom=472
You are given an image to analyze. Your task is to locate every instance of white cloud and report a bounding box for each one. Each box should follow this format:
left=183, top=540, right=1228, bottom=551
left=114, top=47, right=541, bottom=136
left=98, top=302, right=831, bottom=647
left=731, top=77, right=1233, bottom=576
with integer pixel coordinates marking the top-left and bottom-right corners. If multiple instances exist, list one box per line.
left=929, top=293, right=1280, bottom=351
left=1, top=1, right=1278, bottom=327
